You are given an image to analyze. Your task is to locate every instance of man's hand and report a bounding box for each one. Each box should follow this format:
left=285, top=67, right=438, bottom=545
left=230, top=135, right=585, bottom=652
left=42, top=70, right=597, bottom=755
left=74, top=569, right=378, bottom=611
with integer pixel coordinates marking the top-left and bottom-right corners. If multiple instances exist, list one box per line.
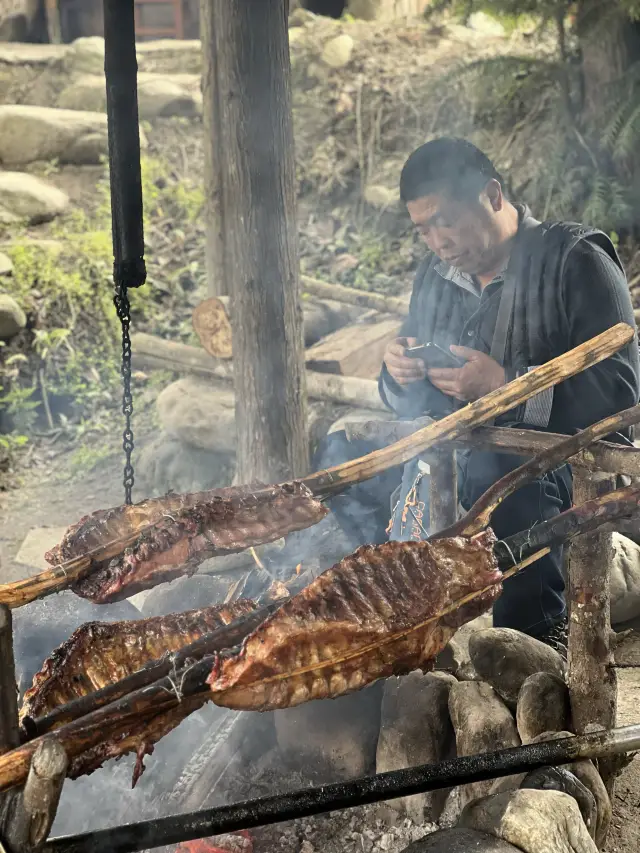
left=384, top=337, right=427, bottom=386
left=427, top=346, right=506, bottom=402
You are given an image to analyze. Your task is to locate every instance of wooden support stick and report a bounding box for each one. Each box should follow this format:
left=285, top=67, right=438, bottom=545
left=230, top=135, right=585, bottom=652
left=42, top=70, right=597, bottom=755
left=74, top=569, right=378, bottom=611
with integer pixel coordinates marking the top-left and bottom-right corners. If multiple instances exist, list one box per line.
left=440, top=404, right=640, bottom=538
left=429, top=449, right=458, bottom=532
left=568, top=471, right=618, bottom=797
left=0, top=604, right=21, bottom=850
left=303, top=323, right=635, bottom=494
left=4, top=740, right=68, bottom=852
left=345, top=419, right=640, bottom=478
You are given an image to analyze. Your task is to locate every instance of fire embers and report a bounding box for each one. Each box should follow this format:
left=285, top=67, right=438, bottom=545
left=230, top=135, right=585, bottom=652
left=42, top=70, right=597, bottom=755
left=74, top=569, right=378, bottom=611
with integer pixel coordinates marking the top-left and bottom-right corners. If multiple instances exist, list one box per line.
left=175, top=831, right=253, bottom=853
left=207, top=532, right=502, bottom=711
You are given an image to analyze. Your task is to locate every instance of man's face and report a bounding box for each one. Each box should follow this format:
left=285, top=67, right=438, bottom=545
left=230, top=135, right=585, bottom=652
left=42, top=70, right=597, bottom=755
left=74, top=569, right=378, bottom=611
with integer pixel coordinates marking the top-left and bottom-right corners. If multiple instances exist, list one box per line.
left=406, top=184, right=503, bottom=276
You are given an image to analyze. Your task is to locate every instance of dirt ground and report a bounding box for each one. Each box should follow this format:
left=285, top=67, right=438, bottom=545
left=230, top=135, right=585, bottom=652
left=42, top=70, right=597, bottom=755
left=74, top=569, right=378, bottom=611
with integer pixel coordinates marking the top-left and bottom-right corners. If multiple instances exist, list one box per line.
left=1, top=451, right=639, bottom=851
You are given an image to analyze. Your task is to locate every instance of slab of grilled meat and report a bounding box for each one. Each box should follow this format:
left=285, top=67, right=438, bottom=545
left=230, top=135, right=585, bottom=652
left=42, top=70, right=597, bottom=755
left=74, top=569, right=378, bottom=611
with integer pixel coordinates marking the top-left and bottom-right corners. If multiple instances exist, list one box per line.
left=44, top=482, right=327, bottom=604
left=20, top=600, right=256, bottom=724
left=207, top=532, right=502, bottom=711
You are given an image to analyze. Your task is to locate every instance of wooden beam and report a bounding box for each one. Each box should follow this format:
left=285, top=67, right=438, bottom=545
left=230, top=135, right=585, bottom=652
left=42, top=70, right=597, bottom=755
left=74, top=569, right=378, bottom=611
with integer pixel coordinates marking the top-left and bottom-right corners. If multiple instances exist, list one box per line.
left=429, top=449, right=458, bottom=532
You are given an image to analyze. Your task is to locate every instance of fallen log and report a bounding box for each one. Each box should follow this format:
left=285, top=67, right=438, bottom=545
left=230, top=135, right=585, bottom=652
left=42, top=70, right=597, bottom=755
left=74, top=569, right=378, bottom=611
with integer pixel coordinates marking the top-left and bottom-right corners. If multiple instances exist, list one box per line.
left=300, top=275, right=410, bottom=316
left=345, top=419, right=640, bottom=478
left=131, top=331, right=387, bottom=411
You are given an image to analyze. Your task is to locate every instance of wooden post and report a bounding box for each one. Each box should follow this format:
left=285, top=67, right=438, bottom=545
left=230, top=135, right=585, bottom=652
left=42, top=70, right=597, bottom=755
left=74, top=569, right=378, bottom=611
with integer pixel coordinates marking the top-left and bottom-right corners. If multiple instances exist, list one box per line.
left=567, top=469, right=618, bottom=794
left=429, top=449, right=458, bottom=533
left=200, top=0, right=226, bottom=297
left=202, top=0, right=308, bottom=483
left=0, top=603, right=21, bottom=848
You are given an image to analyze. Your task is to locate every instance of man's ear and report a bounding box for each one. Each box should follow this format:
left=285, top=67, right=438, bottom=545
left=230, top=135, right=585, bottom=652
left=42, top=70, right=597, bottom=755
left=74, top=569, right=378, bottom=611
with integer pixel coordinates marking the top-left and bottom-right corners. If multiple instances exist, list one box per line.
left=485, top=178, right=504, bottom=212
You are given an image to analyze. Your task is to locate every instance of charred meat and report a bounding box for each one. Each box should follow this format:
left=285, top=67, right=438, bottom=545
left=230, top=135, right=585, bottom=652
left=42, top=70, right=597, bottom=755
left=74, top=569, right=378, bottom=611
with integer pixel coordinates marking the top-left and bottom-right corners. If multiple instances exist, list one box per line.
left=206, top=532, right=502, bottom=711
left=45, top=482, right=327, bottom=604
left=20, top=600, right=256, bottom=723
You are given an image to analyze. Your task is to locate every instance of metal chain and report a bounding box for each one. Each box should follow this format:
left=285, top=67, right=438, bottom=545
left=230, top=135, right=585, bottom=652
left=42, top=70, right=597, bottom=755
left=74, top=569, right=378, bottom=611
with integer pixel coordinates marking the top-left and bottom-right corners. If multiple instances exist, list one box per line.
left=114, top=281, right=135, bottom=505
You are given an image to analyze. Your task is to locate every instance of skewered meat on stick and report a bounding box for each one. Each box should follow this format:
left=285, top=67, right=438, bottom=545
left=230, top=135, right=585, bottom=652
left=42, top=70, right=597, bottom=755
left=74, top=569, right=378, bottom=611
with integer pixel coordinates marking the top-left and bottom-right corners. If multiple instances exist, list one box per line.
left=45, top=482, right=327, bottom=604
left=20, top=600, right=256, bottom=724
left=206, top=533, right=503, bottom=711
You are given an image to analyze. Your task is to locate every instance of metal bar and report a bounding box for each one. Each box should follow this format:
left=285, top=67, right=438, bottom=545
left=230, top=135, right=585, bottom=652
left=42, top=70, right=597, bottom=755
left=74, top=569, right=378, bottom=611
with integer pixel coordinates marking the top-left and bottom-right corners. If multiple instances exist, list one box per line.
left=43, top=725, right=640, bottom=853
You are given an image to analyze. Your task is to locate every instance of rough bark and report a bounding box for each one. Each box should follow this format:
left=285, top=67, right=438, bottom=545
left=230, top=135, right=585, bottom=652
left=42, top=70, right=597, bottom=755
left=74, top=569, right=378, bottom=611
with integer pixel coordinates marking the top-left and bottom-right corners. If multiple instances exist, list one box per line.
left=567, top=470, right=618, bottom=800
left=429, top=449, right=458, bottom=533
left=205, top=0, right=308, bottom=483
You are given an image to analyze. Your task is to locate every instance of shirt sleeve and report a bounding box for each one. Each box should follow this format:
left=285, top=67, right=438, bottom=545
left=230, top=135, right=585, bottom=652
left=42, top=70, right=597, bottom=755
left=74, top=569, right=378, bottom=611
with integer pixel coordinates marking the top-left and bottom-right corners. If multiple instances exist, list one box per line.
left=550, top=239, right=640, bottom=434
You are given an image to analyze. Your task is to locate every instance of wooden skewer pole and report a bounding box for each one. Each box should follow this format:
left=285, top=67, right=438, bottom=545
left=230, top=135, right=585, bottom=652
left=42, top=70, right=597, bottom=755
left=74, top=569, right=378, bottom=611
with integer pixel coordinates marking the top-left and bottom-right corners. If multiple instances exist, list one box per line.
left=439, top=403, right=640, bottom=538
left=0, top=324, right=633, bottom=611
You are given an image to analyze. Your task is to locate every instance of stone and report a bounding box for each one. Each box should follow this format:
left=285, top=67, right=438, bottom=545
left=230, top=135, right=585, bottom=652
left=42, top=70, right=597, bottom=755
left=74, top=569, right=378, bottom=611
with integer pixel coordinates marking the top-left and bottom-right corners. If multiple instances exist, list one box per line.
left=610, top=532, right=640, bottom=625
left=58, top=73, right=202, bottom=119
left=156, top=378, right=236, bottom=452
left=329, top=407, right=394, bottom=436
left=376, top=671, right=456, bottom=822
left=529, top=732, right=611, bottom=847
left=469, top=628, right=566, bottom=707
left=516, top=672, right=571, bottom=743
left=0, top=105, right=108, bottom=166
left=63, top=37, right=105, bottom=75
left=521, top=767, right=597, bottom=839
left=0, top=252, right=12, bottom=275
left=436, top=612, right=492, bottom=677
left=363, top=184, right=399, bottom=209
left=448, top=681, right=520, bottom=808
left=460, top=789, right=598, bottom=853
left=0, top=172, right=69, bottom=224
left=321, top=34, right=354, bottom=68
left=0, top=293, right=26, bottom=340
left=274, top=684, right=382, bottom=781
left=400, top=828, right=521, bottom=852
left=468, top=11, right=506, bottom=37
left=136, top=433, right=233, bottom=495
left=15, top=526, right=69, bottom=572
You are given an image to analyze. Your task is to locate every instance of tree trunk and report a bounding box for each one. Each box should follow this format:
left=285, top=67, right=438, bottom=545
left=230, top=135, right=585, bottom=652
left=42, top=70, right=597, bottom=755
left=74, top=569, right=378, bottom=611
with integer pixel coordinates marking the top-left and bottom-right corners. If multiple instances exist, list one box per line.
left=575, top=0, right=640, bottom=115
left=202, top=0, right=308, bottom=483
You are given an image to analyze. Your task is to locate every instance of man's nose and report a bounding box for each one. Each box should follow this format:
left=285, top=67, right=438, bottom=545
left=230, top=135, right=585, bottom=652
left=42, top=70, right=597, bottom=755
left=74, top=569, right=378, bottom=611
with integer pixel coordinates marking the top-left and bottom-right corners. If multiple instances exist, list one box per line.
left=426, top=227, right=450, bottom=253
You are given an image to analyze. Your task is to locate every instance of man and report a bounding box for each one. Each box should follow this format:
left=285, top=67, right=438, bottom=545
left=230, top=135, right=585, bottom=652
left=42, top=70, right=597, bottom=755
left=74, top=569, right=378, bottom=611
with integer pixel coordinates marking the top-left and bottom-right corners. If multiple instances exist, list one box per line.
left=378, top=136, right=639, bottom=653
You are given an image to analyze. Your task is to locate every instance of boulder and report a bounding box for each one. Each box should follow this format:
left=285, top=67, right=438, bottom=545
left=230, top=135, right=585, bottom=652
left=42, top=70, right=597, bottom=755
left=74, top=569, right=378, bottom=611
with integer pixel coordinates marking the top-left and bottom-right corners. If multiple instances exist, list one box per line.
left=0, top=294, right=26, bottom=340
left=521, top=767, right=597, bottom=839
left=377, top=671, right=456, bottom=822
left=448, top=681, right=520, bottom=808
left=529, top=731, right=611, bottom=847
left=436, top=612, right=492, bottom=677
left=460, top=789, right=598, bottom=853
left=156, top=378, right=236, bottom=452
left=0, top=252, right=12, bottom=276
left=321, top=34, right=354, bottom=68
left=274, top=684, right=382, bottom=781
left=0, top=105, right=111, bottom=166
left=468, top=11, right=506, bottom=37
left=136, top=433, right=233, bottom=495
left=0, top=172, right=69, bottom=224
left=469, top=628, right=566, bottom=707
left=63, top=37, right=105, bottom=75
left=516, top=672, right=571, bottom=743
left=58, top=73, right=202, bottom=119
left=610, top=532, right=640, bottom=625
left=400, top=828, right=521, bottom=853
left=328, top=406, right=394, bottom=436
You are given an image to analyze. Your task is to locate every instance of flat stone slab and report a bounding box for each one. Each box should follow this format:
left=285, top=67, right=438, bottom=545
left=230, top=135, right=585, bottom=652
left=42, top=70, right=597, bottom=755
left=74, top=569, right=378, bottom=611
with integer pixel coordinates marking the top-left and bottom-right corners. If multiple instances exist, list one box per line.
left=15, top=527, right=68, bottom=572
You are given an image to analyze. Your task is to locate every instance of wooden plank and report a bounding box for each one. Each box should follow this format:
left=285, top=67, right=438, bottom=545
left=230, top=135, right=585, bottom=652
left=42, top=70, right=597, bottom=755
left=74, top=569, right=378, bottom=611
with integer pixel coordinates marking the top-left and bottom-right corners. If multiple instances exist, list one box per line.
left=429, top=449, right=458, bottom=532
left=305, top=318, right=401, bottom=379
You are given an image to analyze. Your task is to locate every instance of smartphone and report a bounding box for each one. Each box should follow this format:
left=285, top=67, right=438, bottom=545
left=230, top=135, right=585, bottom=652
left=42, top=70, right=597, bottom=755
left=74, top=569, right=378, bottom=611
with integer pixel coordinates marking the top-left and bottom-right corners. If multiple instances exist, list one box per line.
left=405, top=342, right=465, bottom=369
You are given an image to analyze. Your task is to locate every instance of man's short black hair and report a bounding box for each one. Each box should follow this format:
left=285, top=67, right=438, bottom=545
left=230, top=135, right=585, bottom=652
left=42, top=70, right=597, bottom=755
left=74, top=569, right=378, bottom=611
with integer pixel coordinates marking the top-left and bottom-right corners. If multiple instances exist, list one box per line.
left=399, top=137, right=505, bottom=204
